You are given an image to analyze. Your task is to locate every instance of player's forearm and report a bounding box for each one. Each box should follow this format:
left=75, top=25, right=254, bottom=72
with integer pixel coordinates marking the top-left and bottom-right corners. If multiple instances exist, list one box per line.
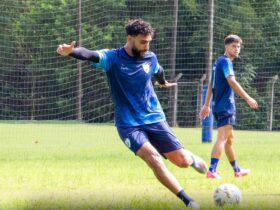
left=154, top=65, right=166, bottom=85
left=204, top=83, right=212, bottom=107
left=69, top=47, right=100, bottom=62
left=229, top=79, right=250, bottom=101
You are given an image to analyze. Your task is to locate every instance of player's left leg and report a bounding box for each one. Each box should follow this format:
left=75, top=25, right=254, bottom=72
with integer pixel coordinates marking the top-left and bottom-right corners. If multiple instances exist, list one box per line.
left=225, top=127, right=251, bottom=177
left=143, top=121, right=207, bottom=174
left=224, top=125, right=235, bottom=161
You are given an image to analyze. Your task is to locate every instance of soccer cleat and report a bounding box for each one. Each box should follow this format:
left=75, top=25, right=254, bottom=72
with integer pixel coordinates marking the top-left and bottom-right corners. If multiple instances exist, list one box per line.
left=206, top=171, right=221, bottom=179
left=187, top=201, right=200, bottom=209
left=234, top=168, right=251, bottom=177
left=186, top=151, right=208, bottom=174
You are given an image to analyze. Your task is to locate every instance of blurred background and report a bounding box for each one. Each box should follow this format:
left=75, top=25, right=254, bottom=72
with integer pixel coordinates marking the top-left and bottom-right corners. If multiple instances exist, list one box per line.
left=0, top=0, right=279, bottom=130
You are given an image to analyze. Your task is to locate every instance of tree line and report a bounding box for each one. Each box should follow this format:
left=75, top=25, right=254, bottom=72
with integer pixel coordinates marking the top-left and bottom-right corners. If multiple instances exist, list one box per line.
left=0, top=0, right=279, bottom=130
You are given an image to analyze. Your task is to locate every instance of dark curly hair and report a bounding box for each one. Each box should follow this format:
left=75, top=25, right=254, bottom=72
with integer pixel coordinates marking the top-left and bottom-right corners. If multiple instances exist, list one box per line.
left=125, top=19, right=155, bottom=37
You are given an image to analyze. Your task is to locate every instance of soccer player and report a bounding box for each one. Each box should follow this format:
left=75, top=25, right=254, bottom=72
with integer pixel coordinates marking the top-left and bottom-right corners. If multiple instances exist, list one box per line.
left=199, top=34, right=258, bottom=179
left=57, top=19, right=207, bottom=209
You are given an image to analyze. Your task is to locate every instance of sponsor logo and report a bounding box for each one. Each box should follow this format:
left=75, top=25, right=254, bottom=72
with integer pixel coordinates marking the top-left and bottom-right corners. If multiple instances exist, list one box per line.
left=121, top=64, right=129, bottom=71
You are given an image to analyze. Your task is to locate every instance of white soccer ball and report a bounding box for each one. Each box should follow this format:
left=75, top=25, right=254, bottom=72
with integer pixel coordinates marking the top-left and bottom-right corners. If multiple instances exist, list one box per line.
left=213, top=183, right=242, bottom=207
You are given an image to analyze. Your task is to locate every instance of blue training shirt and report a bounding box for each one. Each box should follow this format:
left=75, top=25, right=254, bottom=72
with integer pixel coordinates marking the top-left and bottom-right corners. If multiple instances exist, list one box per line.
left=91, top=47, right=166, bottom=127
left=211, top=55, right=236, bottom=114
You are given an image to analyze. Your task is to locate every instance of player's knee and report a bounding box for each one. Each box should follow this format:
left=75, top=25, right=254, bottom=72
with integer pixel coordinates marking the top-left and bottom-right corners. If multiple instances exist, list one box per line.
left=227, top=137, right=234, bottom=145
left=145, top=152, right=165, bottom=170
left=178, top=158, right=192, bottom=168
left=165, top=150, right=192, bottom=168
left=173, top=155, right=192, bottom=168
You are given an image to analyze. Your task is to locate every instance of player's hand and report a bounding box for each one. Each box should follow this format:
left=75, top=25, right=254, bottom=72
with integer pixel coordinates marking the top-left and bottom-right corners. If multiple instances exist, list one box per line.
left=154, top=81, right=177, bottom=88
left=245, top=97, right=258, bottom=109
left=56, top=41, right=76, bottom=56
left=199, top=105, right=210, bottom=120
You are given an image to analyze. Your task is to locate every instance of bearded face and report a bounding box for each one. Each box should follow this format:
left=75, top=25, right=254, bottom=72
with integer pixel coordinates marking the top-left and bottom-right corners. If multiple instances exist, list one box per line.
left=129, top=34, right=152, bottom=58
left=131, top=45, right=147, bottom=58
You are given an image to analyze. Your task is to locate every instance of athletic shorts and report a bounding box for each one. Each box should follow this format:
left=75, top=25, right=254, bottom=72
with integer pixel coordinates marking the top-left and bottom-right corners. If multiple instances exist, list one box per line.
left=213, top=112, right=236, bottom=128
left=116, top=121, right=183, bottom=155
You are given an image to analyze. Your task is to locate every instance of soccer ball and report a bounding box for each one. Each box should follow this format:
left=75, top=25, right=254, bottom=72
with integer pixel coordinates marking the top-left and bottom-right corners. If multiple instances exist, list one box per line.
left=213, top=183, right=242, bottom=207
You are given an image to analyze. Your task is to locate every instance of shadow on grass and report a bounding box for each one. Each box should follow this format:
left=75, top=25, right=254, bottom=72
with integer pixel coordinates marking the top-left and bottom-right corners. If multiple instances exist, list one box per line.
left=4, top=199, right=280, bottom=210
left=0, top=196, right=182, bottom=210
left=2, top=192, right=280, bottom=210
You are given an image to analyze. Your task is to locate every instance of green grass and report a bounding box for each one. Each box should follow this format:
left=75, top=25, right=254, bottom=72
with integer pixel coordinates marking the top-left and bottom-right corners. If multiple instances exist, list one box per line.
left=0, top=123, right=280, bottom=210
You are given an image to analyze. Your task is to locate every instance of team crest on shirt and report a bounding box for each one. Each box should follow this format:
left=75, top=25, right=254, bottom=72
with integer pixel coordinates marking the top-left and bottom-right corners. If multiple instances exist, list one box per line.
left=142, top=63, right=150, bottom=74
left=124, top=138, right=131, bottom=148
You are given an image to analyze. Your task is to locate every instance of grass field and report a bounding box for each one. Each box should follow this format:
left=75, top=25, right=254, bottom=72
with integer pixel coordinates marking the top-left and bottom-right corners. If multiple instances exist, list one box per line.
left=0, top=122, right=280, bottom=210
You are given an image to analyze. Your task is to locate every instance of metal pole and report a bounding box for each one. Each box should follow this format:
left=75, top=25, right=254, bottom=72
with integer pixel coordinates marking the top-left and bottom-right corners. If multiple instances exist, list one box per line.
left=201, top=0, right=214, bottom=143
left=30, top=71, right=35, bottom=120
left=76, top=0, right=82, bottom=120
left=206, top=0, right=214, bottom=83
left=170, top=0, right=178, bottom=127
left=268, top=75, right=278, bottom=131
left=196, top=74, right=206, bottom=126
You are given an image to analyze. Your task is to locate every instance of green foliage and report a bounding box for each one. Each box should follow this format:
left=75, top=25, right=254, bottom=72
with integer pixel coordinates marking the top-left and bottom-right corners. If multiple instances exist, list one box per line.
left=0, top=0, right=279, bottom=129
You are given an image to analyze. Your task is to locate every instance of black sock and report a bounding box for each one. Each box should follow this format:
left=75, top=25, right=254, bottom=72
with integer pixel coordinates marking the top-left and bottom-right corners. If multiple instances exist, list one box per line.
left=176, top=189, right=193, bottom=206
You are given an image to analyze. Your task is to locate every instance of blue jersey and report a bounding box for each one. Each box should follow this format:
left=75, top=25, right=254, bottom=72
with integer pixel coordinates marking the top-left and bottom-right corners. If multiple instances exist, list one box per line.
left=91, top=47, right=166, bottom=127
left=211, top=55, right=236, bottom=114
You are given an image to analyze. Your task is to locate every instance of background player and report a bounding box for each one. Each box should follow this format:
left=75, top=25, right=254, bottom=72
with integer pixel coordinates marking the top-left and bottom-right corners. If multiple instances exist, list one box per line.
left=199, top=34, right=258, bottom=179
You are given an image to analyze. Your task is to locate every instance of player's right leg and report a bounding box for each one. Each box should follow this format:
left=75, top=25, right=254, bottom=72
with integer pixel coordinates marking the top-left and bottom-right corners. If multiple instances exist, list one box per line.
left=117, top=126, right=183, bottom=193
left=137, top=142, right=199, bottom=209
left=207, top=124, right=232, bottom=179
left=137, top=142, right=183, bottom=194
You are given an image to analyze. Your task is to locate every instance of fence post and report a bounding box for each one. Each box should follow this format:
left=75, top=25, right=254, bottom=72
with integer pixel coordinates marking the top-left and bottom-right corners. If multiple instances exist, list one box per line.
left=267, top=75, right=278, bottom=131
left=76, top=0, right=82, bottom=120
left=172, top=73, right=183, bottom=127
left=201, top=0, right=214, bottom=143
left=196, top=74, right=206, bottom=126
left=169, top=0, right=178, bottom=127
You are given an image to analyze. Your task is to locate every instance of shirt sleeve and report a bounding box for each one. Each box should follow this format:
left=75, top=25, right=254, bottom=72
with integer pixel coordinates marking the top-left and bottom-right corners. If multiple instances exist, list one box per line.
left=223, top=58, right=235, bottom=78
left=90, top=49, right=115, bottom=72
left=150, top=52, right=160, bottom=74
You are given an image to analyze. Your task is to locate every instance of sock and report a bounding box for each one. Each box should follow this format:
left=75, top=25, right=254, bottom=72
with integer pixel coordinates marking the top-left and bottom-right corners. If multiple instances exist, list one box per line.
left=176, top=189, right=193, bottom=206
left=230, top=160, right=240, bottom=172
left=209, top=158, right=219, bottom=172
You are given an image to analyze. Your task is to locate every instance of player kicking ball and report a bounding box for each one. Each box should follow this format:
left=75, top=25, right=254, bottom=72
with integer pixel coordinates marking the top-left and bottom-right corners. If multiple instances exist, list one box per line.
left=199, top=34, right=258, bottom=179
left=57, top=19, right=207, bottom=209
